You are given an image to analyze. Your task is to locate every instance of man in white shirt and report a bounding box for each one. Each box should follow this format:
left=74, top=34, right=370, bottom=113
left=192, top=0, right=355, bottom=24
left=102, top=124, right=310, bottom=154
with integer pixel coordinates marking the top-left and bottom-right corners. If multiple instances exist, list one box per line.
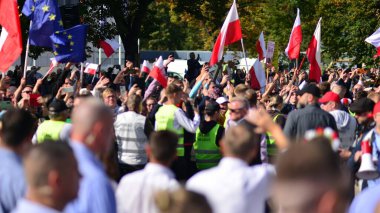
left=13, top=142, right=80, bottom=213
left=116, top=131, right=180, bottom=213
left=114, top=94, right=153, bottom=177
left=186, top=124, right=276, bottom=213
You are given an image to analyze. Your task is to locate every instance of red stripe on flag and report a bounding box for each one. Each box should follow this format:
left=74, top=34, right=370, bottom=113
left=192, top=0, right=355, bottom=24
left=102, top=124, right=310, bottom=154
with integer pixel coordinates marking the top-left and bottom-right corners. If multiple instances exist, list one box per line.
left=149, top=67, right=167, bottom=88
left=224, top=19, right=242, bottom=46
left=256, top=40, right=264, bottom=61
left=287, top=25, right=302, bottom=59
left=209, top=34, right=223, bottom=66
left=306, top=36, right=321, bottom=83
left=249, top=66, right=261, bottom=90
left=0, top=0, right=22, bottom=72
left=99, top=40, right=114, bottom=58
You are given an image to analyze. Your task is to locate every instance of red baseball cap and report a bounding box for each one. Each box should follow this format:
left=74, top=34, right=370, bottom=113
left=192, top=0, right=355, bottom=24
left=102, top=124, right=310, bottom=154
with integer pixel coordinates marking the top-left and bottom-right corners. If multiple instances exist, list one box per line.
left=373, top=102, right=380, bottom=116
left=318, top=91, right=340, bottom=104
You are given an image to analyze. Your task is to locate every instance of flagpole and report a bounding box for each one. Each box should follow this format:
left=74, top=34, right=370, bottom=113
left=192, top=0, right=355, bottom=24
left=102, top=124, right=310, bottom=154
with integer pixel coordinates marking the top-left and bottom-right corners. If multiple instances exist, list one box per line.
left=240, top=39, right=249, bottom=74
left=80, top=62, right=84, bottom=88
left=23, top=21, right=32, bottom=78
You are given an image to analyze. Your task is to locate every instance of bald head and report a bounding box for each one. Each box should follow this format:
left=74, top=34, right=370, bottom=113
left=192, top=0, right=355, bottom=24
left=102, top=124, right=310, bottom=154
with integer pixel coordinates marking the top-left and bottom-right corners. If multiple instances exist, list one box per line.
left=71, top=97, right=114, bottom=154
left=71, top=97, right=113, bottom=136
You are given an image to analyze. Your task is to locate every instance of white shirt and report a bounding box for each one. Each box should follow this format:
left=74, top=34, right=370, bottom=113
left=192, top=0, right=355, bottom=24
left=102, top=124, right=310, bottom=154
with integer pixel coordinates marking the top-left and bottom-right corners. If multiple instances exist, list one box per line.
left=116, top=163, right=179, bottom=213
left=154, top=106, right=200, bottom=133
left=186, top=157, right=275, bottom=213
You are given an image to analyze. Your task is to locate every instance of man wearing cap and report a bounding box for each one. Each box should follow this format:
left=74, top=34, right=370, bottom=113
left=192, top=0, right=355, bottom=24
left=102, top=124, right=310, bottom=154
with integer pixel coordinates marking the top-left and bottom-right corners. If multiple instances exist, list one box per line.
left=283, top=84, right=338, bottom=142
left=348, top=98, right=378, bottom=190
left=319, top=91, right=357, bottom=149
left=193, top=100, right=224, bottom=170
left=32, top=99, right=71, bottom=144
left=216, top=96, right=228, bottom=126
left=349, top=102, right=380, bottom=213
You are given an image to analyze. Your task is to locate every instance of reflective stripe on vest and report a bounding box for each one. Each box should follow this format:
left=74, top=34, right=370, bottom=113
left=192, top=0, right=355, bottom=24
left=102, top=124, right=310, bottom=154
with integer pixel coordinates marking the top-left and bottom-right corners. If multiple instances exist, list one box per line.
left=194, top=124, right=221, bottom=170
left=155, top=105, right=184, bottom=157
left=266, top=114, right=281, bottom=156
left=37, top=120, right=66, bottom=143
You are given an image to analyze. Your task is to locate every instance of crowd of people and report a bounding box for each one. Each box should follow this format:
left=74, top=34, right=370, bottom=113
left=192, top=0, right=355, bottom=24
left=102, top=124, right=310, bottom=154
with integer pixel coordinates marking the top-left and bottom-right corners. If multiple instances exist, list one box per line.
left=1, top=52, right=380, bottom=213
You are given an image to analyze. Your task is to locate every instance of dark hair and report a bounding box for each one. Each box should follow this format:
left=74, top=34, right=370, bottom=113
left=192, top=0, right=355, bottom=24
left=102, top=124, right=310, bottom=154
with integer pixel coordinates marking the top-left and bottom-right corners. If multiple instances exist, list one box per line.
left=149, top=131, right=178, bottom=164
left=1, top=109, right=37, bottom=147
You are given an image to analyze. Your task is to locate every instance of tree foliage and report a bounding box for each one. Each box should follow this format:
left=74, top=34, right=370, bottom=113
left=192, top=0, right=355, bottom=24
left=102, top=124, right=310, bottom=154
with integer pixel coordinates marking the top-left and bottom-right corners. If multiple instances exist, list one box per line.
left=17, top=0, right=380, bottom=67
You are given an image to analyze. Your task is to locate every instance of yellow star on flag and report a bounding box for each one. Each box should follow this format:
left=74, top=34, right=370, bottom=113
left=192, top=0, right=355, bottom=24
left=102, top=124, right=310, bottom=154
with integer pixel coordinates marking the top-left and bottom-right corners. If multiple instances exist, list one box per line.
left=63, top=32, right=67, bottom=35
left=53, top=51, right=58, bottom=56
left=49, top=14, right=56, bottom=21
left=54, top=44, right=59, bottom=48
left=68, top=35, right=72, bottom=40
left=55, top=31, right=60, bottom=34
left=70, top=41, right=74, bottom=46
left=42, top=5, right=49, bottom=12
left=31, top=6, right=35, bottom=12
left=59, top=20, right=63, bottom=26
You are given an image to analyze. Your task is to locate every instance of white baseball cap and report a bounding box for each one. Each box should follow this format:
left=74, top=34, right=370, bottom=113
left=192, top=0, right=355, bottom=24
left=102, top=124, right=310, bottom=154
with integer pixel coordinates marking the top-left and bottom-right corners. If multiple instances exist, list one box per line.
left=216, top=97, right=229, bottom=104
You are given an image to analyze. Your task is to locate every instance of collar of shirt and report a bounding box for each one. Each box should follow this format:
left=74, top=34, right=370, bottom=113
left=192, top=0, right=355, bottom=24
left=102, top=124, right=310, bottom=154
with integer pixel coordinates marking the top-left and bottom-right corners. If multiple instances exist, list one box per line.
left=69, top=141, right=104, bottom=172
left=0, top=147, right=22, bottom=164
left=218, top=157, right=249, bottom=169
left=13, top=199, right=61, bottom=213
left=144, top=163, right=175, bottom=179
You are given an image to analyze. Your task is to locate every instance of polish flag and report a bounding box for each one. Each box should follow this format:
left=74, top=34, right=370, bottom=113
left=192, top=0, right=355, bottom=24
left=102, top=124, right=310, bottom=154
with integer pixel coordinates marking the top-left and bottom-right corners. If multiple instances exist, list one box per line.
left=42, top=58, right=58, bottom=79
left=99, top=39, right=119, bottom=58
left=365, top=27, right=380, bottom=58
left=285, top=8, right=302, bottom=60
left=209, top=0, right=242, bottom=66
left=306, top=18, right=322, bottom=83
left=148, top=56, right=167, bottom=88
left=141, top=60, right=151, bottom=73
left=84, top=63, right=99, bottom=75
left=0, top=0, right=22, bottom=72
left=249, top=59, right=266, bottom=91
left=256, top=31, right=266, bottom=61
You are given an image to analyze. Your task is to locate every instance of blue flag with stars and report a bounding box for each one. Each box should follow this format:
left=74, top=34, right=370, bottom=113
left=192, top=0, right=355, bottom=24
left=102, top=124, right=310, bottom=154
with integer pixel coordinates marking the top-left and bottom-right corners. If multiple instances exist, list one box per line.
left=22, top=0, right=64, bottom=48
left=50, top=25, right=88, bottom=63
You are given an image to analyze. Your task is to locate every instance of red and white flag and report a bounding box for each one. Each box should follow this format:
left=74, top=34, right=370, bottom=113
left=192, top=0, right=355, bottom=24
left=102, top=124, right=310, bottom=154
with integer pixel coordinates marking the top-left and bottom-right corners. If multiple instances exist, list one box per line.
left=285, top=8, right=302, bottom=60
left=306, top=18, right=322, bottom=83
left=148, top=56, right=167, bottom=88
left=0, top=0, right=22, bottom=72
left=141, top=60, right=151, bottom=73
left=99, top=39, right=119, bottom=58
left=84, top=63, right=99, bottom=75
left=249, top=59, right=266, bottom=91
left=209, top=0, right=242, bottom=66
left=256, top=31, right=266, bottom=61
left=365, top=27, right=380, bottom=58
left=42, top=58, right=58, bottom=79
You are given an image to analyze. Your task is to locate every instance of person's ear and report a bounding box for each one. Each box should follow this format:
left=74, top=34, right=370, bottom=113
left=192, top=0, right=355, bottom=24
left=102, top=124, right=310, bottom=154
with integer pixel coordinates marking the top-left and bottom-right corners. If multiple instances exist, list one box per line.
left=317, top=190, right=337, bottom=213
left=145, top=144, right=151, bottom=159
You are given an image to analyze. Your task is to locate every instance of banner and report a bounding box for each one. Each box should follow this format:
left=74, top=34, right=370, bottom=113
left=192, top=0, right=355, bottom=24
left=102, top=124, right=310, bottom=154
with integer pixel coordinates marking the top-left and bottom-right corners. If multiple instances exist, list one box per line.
left=266, top=41, right=275, bottom=63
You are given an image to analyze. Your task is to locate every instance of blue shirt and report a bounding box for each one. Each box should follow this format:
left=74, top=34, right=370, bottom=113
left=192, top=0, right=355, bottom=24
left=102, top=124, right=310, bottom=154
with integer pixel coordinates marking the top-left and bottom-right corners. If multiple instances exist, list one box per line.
left=0, top=148, right=25, bottom=213
left=12, top=199, right=60, bottom=213
left=64, top=142, right=116, bottom=213
left=349, top=183, right=380, bottom=213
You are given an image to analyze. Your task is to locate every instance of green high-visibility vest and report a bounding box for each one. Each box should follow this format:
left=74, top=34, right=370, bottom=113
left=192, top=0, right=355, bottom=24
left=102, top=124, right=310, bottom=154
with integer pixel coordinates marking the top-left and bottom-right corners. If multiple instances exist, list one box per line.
left=155, top=105, right=184, bottom=157
left=194, top=124, right=222, bottom=170
left=266, top=114, right=281, bottom=157
left=37, top=120, right=66, bottom=143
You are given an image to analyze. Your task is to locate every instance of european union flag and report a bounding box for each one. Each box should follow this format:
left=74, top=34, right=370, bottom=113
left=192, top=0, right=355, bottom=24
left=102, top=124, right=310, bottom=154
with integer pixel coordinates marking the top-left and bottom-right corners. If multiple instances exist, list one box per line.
left=22, top=0, right=64, bottom=48
left=50, top=25, right=88, bottom=63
